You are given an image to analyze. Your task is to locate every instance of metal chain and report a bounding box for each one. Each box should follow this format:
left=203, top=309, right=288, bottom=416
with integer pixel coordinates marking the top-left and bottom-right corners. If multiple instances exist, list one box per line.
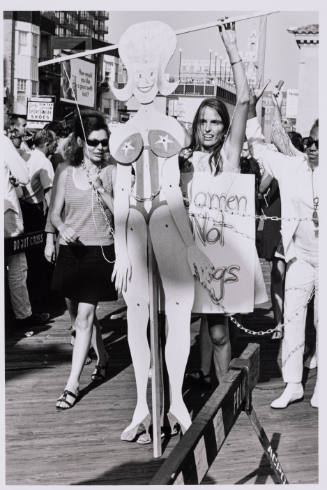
left=188, top=208, right=313, bottom=223
left=228, top=286, right=315, bottom=336
left=93, top=188, right=115, bottom=238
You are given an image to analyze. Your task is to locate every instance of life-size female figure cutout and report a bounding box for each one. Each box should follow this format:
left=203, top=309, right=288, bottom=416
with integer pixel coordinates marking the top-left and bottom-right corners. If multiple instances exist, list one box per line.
left=109, top=21, right=214, bottom=442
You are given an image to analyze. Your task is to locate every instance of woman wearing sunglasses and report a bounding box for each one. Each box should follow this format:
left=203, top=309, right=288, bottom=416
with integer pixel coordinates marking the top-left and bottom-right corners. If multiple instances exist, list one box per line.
left=51, top=110, right=117, bottom=410
left=246, top=89, right=319, bottom=410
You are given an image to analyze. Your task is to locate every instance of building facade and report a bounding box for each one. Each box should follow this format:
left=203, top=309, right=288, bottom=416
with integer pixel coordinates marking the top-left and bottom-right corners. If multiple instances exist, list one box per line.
left=3, top=12, right=46, bottom=115
left=3, top=11, right=122, bottom=122
left=41, top=11, right=109, bottom=41
left=287, top=24, right=319, bottom=136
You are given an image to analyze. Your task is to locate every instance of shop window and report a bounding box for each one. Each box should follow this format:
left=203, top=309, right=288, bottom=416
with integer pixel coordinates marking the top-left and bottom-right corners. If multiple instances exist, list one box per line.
left=18, top=31, right=28, bottom=55
left=32, top=34, right=39, bottom=57
left=17, top=79, right=27, bottom=93
left=32, top=81, right=38, bottom=95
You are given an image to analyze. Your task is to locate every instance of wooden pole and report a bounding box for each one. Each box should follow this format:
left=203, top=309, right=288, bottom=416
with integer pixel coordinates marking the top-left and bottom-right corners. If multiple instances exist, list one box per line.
left=38, top=11, right=278, bottom=67
left=147, top=234, right=162, bottom=458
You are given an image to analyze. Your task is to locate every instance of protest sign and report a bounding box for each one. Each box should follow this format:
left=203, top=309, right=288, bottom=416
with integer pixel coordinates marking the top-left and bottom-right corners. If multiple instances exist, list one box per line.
left=188, top=163, right=255, bottom=314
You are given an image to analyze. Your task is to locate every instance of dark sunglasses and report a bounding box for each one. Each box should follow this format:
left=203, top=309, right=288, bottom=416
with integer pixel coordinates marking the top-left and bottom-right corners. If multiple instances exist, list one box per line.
left=86, top=138, right=109, bottom=147
left=303, top=137, right=319, bottom=150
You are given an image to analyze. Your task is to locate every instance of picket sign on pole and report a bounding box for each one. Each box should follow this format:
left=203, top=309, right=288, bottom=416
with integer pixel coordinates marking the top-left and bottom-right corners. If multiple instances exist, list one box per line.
left=38, top=10, right=278, bottom=68
left=147, top=234, right=162, bottom=458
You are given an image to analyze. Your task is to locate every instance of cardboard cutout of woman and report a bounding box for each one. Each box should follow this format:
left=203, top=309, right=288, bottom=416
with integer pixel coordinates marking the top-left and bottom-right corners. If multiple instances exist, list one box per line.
left=109, top=21, right=214, bottom=442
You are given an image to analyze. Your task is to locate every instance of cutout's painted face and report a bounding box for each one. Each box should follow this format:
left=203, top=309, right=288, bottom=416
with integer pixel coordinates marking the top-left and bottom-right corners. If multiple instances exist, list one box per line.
left=198, top=106, right=225, bottom=151
left=133, top=63, right=158, bottom=104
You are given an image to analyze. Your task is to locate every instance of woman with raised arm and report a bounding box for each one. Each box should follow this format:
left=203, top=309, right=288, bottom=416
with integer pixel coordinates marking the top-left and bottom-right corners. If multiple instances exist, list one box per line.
left=109, top=21, right=214, bottom=442
left=180, top=21, right=267, bottom=386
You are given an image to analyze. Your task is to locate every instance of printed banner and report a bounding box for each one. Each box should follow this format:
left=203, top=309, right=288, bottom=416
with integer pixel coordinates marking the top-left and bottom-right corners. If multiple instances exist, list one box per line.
left=189, top=164, right=255, bottom=314
left=60, top=58, right=95, bottom=108
left=5, top=231, right=45, bottom=256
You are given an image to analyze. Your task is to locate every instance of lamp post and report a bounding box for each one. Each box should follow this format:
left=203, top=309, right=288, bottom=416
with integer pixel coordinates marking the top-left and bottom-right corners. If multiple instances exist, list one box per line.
left=178, top=48, right=182, bottom=81
left=208, top=48, right=212, bottom=76
left=219, top=56, right=223, bottom=82
left=214, top=52, right=218, bottom=77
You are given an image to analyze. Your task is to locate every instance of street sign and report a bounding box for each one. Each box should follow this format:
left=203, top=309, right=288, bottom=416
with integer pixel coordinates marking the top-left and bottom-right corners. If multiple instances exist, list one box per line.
left=26, top=96, right=55, bottom=129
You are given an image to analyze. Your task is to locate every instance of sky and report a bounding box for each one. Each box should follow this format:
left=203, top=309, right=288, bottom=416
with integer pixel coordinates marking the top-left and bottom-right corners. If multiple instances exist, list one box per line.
left=107, top=10, right=319, bottom=90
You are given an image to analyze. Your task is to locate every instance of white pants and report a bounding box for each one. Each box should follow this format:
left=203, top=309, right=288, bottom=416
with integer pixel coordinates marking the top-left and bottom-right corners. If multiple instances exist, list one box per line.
left=5, top=209, right=32, bottom=320
left=281, top=253, right=318, bottom=383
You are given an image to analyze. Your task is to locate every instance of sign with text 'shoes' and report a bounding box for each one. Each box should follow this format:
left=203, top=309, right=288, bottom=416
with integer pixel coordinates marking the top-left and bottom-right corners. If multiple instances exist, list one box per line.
left=26, top=96, right=55, bottom=129
left=188, top=162, right=256, bottom=313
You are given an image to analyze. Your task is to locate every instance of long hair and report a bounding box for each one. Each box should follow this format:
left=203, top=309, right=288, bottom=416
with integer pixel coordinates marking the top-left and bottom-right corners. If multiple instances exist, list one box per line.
left=71, top=110, right=109, bottom=166
left=287, top=131, right=304, bottom=152
left=184, top=98, right=230, bottom=175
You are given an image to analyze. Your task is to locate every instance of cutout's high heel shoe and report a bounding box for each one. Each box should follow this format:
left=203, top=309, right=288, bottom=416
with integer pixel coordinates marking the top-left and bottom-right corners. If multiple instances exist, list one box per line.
left=120, top=413, right=151, bottom=444
left=167, top=411, right=189, bottom=436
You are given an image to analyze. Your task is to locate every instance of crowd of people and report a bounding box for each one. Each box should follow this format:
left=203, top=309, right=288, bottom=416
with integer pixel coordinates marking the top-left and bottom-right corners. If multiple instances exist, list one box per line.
left=3, top=20, right=318, bottom=444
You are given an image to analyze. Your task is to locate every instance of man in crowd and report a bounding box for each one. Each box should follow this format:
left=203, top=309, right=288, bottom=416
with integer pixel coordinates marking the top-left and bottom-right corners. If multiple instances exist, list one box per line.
left=246, top=87, right=319, bottom=409
left=19, top=128, right=56, bottom=231
left=3, top=105, right=49, bottom=331
left=18, top=128, right=57, bottom=303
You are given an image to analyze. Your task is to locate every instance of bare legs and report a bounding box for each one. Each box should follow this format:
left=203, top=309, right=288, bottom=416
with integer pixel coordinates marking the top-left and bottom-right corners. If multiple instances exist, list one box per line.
left=65, top=297, right=108, bottom=365
left=189, top=314, right=230, bottom=386
left=208, top=314, right=231, bottom=383
left=56, top=302, right=99, bottom=409
left=199, top=316, right=213, bottom=377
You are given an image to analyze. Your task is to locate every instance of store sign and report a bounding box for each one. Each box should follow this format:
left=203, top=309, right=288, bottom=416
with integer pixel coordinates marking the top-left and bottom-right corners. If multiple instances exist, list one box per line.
left=26, top=97, right=54, bottom=129
left=60, top=58, right=95, bottom=108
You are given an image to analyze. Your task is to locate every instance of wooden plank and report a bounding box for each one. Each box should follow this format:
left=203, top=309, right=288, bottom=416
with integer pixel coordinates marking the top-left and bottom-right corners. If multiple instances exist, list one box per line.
left=147, top=235, right=162, bottom=458
left=229, top=342, right=260, bottom=391
left=150, top=344, right=260, bottom=484
left=5, top=282, right=318, bottom=485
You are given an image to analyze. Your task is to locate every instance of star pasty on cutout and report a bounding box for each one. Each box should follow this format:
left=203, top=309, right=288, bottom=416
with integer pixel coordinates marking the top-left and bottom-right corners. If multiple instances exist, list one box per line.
left=155, top=134, right=173, bottom=152
left=122, top=141, right=135, bottom=155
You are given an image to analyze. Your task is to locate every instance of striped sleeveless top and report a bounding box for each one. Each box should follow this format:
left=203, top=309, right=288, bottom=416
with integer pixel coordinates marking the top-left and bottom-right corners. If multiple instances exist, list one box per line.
left=59, top=165, right=114, bottom=246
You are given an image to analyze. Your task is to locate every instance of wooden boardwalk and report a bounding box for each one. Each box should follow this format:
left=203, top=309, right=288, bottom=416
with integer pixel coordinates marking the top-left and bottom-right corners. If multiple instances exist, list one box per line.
left=5, top=261, right=318, bottom=485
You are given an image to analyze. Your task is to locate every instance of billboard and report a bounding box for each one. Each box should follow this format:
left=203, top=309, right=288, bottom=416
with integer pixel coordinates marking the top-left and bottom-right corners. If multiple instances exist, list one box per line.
left=60, top=58, right=95, bottom=108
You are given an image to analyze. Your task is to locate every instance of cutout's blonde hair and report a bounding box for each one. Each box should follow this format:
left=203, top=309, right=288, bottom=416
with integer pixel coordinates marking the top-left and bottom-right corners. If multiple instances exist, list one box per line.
left=109, top=21, right=178, bottom=101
